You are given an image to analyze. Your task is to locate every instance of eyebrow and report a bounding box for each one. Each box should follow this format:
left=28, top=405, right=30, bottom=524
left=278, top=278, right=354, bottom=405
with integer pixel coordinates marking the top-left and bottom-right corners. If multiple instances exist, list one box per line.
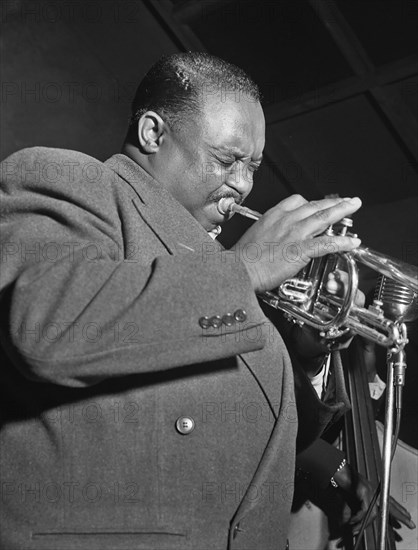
left=214, top=146, right=263, bottom=162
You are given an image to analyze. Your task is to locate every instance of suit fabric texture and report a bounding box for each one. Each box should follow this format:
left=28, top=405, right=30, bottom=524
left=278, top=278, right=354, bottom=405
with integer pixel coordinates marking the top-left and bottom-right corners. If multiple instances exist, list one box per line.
left=0, top=148, right=349, bottom=549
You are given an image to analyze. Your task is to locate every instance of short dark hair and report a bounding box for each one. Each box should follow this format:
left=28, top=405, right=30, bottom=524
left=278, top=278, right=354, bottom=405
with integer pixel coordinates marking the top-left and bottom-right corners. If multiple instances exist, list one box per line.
left=127, top=52, right=260, bottom=140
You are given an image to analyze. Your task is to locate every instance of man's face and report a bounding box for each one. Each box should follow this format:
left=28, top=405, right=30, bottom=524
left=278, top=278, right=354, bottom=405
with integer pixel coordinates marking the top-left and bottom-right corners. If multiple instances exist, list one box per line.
left=163, top=93, right=265, bottom=231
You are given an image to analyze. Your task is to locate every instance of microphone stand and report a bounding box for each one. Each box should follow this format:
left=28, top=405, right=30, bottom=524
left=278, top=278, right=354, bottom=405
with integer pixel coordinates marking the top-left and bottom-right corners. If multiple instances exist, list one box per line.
left=378, top=325, right=407, bottom=550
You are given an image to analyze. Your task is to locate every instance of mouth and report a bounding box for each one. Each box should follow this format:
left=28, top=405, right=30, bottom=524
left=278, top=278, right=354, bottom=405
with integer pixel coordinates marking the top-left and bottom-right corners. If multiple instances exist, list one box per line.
left=205, top=194, right=242, bottom=229
left=217, top=197, right=236, bottom=217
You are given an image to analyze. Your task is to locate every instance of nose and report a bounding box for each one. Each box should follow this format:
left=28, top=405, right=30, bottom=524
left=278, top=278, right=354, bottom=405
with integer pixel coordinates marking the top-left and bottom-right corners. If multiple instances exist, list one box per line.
left=226, top=164, right=253, bottom=198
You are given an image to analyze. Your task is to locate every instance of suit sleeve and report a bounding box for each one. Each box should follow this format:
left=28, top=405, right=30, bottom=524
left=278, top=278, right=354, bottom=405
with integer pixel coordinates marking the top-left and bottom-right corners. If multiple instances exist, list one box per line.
left=0, top=148, right=268, bottom=387
left=296, top=438, right=345, bottom=490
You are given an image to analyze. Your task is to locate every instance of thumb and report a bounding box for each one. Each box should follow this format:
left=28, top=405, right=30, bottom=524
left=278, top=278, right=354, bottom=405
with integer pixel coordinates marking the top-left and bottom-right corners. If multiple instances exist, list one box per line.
left=341, top=502, right=352, bottom=526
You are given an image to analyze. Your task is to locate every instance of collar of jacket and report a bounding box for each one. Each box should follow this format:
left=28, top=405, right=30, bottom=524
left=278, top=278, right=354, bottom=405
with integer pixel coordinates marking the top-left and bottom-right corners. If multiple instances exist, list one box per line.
left=104, top=153, right=223, bottom=256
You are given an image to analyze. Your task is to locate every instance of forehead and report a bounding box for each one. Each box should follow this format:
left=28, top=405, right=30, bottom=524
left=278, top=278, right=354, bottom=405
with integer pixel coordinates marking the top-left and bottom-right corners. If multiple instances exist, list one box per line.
left=199, top=93, right=265, bottom=156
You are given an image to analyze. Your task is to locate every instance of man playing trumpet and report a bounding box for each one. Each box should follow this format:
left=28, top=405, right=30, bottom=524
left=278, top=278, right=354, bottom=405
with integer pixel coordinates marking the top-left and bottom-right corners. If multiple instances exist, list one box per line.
left=0, top=52, right=413, bottom=550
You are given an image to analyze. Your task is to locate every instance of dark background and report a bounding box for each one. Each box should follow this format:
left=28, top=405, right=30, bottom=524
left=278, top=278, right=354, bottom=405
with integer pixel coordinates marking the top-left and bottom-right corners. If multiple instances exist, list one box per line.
left=1, top=0, right=417, bottom=262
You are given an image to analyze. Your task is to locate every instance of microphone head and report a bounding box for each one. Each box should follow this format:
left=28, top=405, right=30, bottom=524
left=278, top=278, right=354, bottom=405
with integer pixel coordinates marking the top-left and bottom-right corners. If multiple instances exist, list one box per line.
left=375, top=275, right=418, bottom=322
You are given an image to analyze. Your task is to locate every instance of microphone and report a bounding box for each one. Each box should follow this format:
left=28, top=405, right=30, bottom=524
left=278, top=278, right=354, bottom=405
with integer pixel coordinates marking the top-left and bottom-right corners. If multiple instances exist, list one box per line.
left=374, top=274, right=417, bottom=388
left=374, top=275, right=418, bottom=323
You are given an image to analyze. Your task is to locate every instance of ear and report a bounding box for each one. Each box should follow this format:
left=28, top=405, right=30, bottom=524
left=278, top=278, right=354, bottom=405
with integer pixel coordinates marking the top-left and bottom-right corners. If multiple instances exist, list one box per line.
left=137, top=111, right=166, bottom=153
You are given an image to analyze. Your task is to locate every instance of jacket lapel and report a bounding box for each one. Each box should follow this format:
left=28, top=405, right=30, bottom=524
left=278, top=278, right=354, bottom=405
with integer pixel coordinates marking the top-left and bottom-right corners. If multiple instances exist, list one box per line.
left=105, top=154, right=220, bottom=256
left=105, top=154, right=285, bottom=418
left=106, top=154, right=292, bottom=531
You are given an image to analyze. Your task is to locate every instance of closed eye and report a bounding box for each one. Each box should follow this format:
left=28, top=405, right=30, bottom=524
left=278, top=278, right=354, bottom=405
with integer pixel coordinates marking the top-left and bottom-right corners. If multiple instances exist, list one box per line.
left=217, top=157, right=236, bottom=168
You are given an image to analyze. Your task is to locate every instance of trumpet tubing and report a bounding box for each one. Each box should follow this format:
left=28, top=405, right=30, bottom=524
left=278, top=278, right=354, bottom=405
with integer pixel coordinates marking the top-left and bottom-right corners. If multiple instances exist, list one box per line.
left=221, top=199, right=418, bottom=351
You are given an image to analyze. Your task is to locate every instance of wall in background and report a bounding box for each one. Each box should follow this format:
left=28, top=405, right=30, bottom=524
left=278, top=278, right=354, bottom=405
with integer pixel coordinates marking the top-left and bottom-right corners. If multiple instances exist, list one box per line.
left=1, top=0, right=179, bottom=161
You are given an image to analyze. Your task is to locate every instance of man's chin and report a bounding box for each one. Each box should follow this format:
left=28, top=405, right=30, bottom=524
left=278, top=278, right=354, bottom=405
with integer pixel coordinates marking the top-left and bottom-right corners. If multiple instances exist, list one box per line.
left=203, top=219, right=225, bottom=233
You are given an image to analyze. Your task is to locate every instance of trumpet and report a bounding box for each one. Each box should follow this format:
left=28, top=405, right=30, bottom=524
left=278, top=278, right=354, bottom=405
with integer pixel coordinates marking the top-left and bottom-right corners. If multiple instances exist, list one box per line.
left=218, top=198, right=418, bottom=352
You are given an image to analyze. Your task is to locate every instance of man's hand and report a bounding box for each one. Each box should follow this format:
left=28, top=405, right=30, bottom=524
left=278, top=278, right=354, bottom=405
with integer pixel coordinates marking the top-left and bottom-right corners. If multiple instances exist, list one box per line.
left=233, top=194, right=362, bottom=293
left=333, top=463, right=416, bottom=535
left=333, top=464, right=376, bottom=533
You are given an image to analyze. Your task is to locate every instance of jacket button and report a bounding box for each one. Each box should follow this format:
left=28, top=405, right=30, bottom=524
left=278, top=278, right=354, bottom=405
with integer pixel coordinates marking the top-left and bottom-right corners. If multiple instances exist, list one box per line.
left=175, top=417, right=195, bottom=435
left=199, top=316, right=211, bottom=329
left=222, top=313, right=235, bottom=326
left=209, top=315, right=222, bottom=328
left=234, top=309, right=247, bottom=322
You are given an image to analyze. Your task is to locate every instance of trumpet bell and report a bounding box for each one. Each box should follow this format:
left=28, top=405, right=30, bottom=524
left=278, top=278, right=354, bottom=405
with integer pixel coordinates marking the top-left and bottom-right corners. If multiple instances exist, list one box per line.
left=260, top=247, right=418, bottom=351
left=224, top=199, right=418, bottom=350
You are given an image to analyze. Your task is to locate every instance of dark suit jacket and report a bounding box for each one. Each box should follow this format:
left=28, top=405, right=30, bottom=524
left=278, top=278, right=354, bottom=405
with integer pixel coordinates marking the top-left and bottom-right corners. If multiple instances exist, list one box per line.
left=0, top=148, right=348, bottom=550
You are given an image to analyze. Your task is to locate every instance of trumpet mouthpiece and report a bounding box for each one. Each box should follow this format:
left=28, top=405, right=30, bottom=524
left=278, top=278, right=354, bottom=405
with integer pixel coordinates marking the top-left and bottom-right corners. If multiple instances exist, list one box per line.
left=217, top=197, right=236, bottom=215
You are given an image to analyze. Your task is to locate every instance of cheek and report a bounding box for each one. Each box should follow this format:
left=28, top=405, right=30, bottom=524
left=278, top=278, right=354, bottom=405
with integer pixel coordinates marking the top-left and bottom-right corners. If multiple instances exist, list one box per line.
left=202, top=166, right=225, bottom=189
left=182, top=151, right=211, bottom=186
left=243, top=169, right=255, bottom=190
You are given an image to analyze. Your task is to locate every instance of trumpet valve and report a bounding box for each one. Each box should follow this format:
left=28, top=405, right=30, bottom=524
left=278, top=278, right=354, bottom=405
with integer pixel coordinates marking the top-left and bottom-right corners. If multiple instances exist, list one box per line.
left=338, top=217, right=353, bottom=236
left=368, top=299, right=384, bottom=317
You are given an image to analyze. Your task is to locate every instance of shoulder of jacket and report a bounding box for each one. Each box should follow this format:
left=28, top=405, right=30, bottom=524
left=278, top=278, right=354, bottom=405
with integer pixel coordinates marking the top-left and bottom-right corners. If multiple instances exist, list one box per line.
left=1, top=147, right=118, bottom=197
left=1, top=146, right=102, bottom=165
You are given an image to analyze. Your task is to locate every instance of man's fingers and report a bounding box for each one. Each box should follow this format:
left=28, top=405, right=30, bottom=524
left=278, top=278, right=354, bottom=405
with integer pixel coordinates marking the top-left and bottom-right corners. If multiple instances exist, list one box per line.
left=263, top=194, right=308, bottom=218
left=299, top=197, right=362, bottom=237
left=341, top=502, right=352, bottom=526
left=266, top=194, right=354, bottom=218
left=390, top=517, right=402, bottom=529
left=389, top=496, right=416, bottom=529
left=350, top=499, right=375, bottom=526
left=349, top=508, right=376, bottom=531
left=237, top=194, right=362, bottom=290
left=290, top=197, right=355, bottom=221
left=304, top=235, right=362, bottom=260
left=275, top=194, right=308, bottom=212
